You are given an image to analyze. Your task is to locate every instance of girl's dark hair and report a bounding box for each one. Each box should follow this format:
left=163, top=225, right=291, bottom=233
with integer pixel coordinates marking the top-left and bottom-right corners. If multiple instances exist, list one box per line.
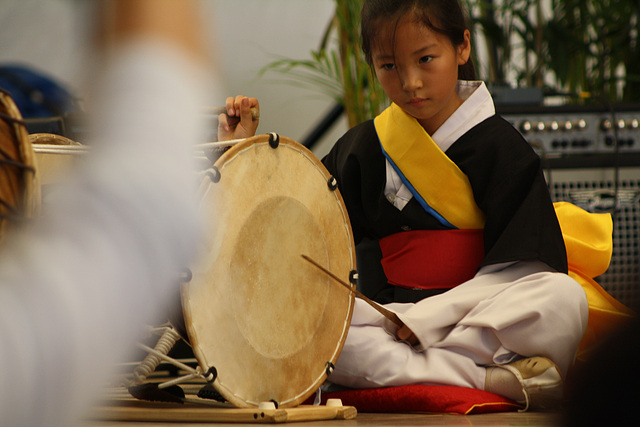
left=361, top=0, right=477, bottom=80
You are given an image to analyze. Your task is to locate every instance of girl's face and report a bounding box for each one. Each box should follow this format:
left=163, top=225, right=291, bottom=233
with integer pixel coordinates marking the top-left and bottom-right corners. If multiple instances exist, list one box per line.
left=371, top=14, right=471, bottom=135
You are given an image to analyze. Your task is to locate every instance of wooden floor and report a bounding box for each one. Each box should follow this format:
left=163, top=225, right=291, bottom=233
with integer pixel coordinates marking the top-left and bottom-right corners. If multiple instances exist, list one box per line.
left=90, top=357, right=576, bottom=427
left=85, top=387, right=565, bottom=427
left=86, top=409, right=563, bottom=427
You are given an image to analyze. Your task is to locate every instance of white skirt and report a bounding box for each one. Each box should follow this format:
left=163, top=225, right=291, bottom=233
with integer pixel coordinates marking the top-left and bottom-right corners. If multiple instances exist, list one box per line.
left=329, top=260, right=589, bottom=390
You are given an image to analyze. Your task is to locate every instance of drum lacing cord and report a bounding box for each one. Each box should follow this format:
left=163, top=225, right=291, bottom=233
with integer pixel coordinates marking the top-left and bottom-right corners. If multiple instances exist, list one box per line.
left=131, top=326, right=182, bottom=385
left=0, top=110, right=26, bottom=125
left=0, top=144, right=35, bottom=172
left=0, top=145, right=36, bottom=207
left=0, top=155, right=34, bottom=172
left=0, top=198, right=22, bottom=221
left=0, top=112, right=35, bottom=222
left=0, top=111, right=31, bottom=159
left=0, top=111, right=35, bottom=173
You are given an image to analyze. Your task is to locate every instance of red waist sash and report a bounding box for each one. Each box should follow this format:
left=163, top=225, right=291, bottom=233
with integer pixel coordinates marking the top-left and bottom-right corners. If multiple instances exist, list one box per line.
left=379, top=229, right=485, bottom=290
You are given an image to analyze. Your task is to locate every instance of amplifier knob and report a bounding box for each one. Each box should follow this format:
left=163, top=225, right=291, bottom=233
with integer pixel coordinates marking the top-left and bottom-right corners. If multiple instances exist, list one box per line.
left=629, top=119, right=639, bottom=129
left=520, top=121, right=533, bottom=133
left=576, top=119, right=587, bottom=130
left=549, top=121, right=560, bottom=131
left=535, top=121, right=546, bottom=132
left=601, top=119, right=613, bottom=130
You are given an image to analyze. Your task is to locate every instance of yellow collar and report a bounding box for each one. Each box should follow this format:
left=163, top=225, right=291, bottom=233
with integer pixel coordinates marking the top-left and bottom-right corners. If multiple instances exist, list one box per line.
left=374, top=103, right=485, bottom=230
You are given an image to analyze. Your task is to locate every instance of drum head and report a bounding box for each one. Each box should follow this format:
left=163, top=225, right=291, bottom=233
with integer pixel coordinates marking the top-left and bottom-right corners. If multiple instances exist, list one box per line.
left=182, top=134, right=355, bottom=408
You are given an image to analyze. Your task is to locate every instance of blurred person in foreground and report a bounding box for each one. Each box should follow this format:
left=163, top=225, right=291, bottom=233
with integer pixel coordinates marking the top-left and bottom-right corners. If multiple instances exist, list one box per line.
left=0, top=1, right=217, bottom=425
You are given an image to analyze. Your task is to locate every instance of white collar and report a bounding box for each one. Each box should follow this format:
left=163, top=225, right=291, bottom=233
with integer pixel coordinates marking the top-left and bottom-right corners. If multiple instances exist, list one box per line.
left=431, top=80, right=495, bottom=153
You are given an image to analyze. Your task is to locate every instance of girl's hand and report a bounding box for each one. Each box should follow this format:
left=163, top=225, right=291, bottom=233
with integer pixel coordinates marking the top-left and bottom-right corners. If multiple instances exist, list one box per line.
left=217, top=95, right=260, bottom=141
left=397, top=324, right=419, bottom=346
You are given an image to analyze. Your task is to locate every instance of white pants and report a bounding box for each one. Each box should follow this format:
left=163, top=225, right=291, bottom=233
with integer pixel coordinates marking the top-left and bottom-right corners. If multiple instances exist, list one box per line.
left=330, top=261, right=588, bottom=390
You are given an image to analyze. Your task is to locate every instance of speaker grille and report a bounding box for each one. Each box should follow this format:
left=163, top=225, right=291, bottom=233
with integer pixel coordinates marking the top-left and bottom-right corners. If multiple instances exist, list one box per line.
left=549, top=169, right=640, bottom=309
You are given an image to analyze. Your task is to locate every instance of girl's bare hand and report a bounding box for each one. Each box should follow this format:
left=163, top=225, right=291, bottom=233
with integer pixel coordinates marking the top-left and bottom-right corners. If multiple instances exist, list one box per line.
left=217, top=95, right=259, bottom=141
left=397, top=324, right=419, bottom=346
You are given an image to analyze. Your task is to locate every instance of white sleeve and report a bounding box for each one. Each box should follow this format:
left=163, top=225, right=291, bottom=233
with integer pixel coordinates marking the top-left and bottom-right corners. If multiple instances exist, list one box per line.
left=0, top=41, right=210, bottom=426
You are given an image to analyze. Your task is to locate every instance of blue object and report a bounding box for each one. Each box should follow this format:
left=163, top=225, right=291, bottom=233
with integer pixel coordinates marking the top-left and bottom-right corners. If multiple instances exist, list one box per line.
left=0, top=64, right=75, bottom=118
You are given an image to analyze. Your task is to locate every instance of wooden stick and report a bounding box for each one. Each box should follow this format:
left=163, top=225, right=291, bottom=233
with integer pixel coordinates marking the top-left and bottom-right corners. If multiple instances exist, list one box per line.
left=92, top=404, right=356, bottom=423
left=301, top=255, right=404, bottom=327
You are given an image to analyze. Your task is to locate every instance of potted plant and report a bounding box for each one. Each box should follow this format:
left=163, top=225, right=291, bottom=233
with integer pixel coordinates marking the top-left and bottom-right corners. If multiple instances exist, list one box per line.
left=260, top=0, right=387, bottom=129
left=263, top=0, right=639, bottom=129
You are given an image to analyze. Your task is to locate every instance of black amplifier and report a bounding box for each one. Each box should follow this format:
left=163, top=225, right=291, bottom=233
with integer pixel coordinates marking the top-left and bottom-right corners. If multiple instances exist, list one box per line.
left=499, top=104, right=640, bottom=309
left=499, top=103, right=640, bottom=167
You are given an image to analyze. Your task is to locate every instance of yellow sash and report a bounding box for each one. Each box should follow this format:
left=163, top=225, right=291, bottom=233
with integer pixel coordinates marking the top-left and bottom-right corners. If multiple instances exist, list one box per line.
left=374, top=104, right=634, bottom=363
left=374, top=103, right=485, bottom=230
left=554, top=202, right=634, bottom=364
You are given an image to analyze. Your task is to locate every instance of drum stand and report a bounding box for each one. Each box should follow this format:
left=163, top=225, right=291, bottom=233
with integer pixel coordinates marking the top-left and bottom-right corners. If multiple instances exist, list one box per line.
left=102, top=323, right=357, bottom=424
left=127, top=325, right=210, bottom=401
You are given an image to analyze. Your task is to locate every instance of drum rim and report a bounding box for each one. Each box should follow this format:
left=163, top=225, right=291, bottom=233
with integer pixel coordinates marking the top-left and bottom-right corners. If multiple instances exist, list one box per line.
left=30, top=132, right=83, bottom=147
left=182, top=134, right=356, bottom=408
left=0, top=91, right=41, bottom=233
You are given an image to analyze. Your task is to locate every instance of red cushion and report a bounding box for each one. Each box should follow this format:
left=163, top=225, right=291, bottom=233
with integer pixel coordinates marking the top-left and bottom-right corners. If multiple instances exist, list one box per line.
left=307, top=385, right=521, bottom=415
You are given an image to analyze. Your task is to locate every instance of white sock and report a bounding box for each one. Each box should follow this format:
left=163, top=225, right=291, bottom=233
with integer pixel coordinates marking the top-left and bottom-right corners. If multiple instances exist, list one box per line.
left=484, top=366, right=525, bottom=402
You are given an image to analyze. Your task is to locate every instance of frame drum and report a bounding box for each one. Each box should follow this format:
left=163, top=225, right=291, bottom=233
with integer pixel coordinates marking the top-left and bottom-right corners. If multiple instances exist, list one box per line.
left=182, top=133, right=356, bottom=408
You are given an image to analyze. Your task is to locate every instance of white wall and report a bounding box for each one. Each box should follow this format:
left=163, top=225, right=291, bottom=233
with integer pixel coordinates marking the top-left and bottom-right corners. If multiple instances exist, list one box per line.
left=204, top=0, right=347, bottom=157
left=0, top=0, right=347, bottom=157
left=0, top=0, right=89, bottom=86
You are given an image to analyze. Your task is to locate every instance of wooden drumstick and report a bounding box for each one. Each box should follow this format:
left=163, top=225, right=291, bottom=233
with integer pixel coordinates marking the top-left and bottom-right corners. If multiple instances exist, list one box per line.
left=301, top=254, right=404, bottom=327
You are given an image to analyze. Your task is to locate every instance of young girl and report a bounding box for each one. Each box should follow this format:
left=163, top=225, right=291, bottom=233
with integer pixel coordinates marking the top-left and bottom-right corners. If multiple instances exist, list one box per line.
left=221, top=0, right=590, bottom=411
